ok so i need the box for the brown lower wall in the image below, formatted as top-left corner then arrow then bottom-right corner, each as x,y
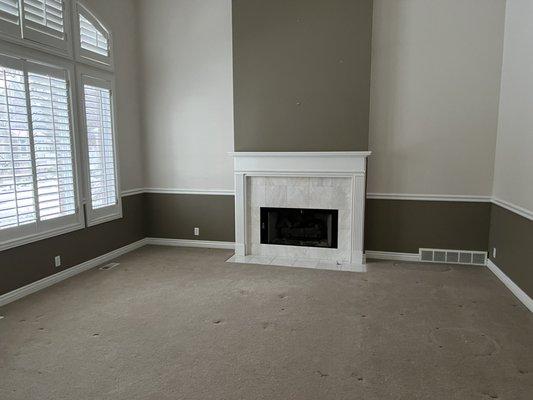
488,204 -> 533,298
0,194 -> 145,296
145,193 -> 235,242
365,199 -> 491,253
144,195 -> 491,254
5,194 -> 529,300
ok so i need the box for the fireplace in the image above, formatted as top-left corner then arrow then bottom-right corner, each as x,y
230,151 -> 370,268
260,207 -> 338,248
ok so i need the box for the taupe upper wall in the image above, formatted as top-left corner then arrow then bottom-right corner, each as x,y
232,0 -> 373,152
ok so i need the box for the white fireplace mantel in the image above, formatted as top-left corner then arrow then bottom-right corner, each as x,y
230,151 -> 371,267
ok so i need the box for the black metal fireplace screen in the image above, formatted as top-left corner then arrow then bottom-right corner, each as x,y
260,207 -> 338,248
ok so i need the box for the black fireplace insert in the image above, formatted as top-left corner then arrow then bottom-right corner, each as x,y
260,207 -> 338,248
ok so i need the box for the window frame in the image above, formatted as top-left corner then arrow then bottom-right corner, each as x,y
0,0 -> 73,58
72,1 -> 113,70
0,42 -> 85,251
77,64 -> 121,226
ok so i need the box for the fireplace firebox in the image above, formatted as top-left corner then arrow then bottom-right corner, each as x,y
260,207 -> 338,248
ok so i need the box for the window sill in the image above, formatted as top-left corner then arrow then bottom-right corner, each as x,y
85,211 -> 123,228
0,221 -> 86,252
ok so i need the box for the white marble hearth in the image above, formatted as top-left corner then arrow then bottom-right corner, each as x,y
229,152 -> 371,272
226,254 -> 367,273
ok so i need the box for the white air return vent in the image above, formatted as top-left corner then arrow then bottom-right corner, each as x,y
419,249 -> 486,266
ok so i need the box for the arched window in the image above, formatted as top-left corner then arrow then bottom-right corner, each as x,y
74,1 -> 113,68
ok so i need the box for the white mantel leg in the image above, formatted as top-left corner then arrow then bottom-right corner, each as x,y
351,174 -> 366,265
234,173 -> 246,256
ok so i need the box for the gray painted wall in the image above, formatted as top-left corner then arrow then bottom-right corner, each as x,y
232,0 -> 373,151
368,0 -> 505,197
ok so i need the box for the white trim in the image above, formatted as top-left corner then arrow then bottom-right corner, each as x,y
116,190 -> 533,222
0,238 -> 147,307
144,188 -> 235,196
365,251 -> 420,262
365,193 -> 533,220
486,259 -> 533,313
492,197 -> 533,221
366,193 -> 492,202
145,238 -> 235,250
121,188 -> 144,197
229,151 -> 372,158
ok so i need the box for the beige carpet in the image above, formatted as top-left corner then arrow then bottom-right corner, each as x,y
0,246 -> 532,400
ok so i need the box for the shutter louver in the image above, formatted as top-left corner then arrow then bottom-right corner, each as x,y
83,84 -> 116,209
23,0 -> 64,37
0,65 -> 36,230
28,71 -> 75,221
0,0 -> 19,25
79,13 -> 108,57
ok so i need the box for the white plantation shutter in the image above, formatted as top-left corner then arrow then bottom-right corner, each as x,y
28,69 -> 75,221
0,0 -> 19,24
0,0 -> 20,36
0,55 -> 83,250
83,83 -> 117,211
79,13 -> 108,57
0,0 -> 69,51
23,0 -> 64,38
0,64 -> 36,230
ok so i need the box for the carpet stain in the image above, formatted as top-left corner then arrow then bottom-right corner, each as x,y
213,320 -> 222,325
315,370 -> 328,377
350,372 -> 364,381
429,328 -> 500,356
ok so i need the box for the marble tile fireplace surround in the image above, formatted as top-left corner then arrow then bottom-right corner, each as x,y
228,152 -> 371,272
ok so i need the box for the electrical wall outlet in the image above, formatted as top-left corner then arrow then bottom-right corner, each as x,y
492,248 -> 497,258
54,255 -> 61,268
194,227 -> 200,236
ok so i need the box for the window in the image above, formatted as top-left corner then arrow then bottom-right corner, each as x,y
0,1 -> 119,250
0,0 -> 70,53
74,2 -> 112,68
79,13 -> 107,57
0,54 -> 83,250
78,69 -> 120,225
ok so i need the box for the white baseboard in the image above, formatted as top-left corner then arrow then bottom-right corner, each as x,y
145,238 -> 235,250
486,259 -> 533,313
365,251 -> 420,262
0,238 -> 148,308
